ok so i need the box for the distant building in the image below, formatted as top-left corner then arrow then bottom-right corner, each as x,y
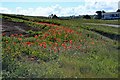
102,12 -> 120,20
95,9 -> 120,20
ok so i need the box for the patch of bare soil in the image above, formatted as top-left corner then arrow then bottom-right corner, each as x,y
2,20 -> 41,36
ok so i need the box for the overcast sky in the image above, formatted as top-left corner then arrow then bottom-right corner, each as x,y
0,0 -> 120,17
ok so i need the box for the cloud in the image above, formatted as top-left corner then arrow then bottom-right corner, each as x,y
83,0 -> 119,14
119,1 -> 120,9
1,0 -> 119,2
0,1 -> 119,16
1,0 -> 85,2
85,0 -> 119,2
0,7 -> 12,14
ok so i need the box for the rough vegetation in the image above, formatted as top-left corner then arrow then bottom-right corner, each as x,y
1,14 -> 119,79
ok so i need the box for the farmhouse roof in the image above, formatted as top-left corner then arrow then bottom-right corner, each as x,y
102,12 -> 120,14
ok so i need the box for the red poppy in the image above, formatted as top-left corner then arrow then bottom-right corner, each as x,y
57,38 -> 61,42
62,43 -> 65,46
43,45 -> 46,48
58,32 -> 61,35
19,34 -> 23,36
39,43 -> 43,47
63,46 -> 67,49
26,42 -> 31,46
38,34 -> 41,36
76,32 -> 79,34
13,42 -> 16,45
68,46 -> 72,49
42,42 -> 46,45
10,34 -> 14,37
55,42 -> 58,47
77,46 -> 81,49
91,42 -> 95,45
34,35 -> 38,38
54,49 -> 57,53
80,44 -> 82,47
44,33 -> 49,38
58,48 -> 60,51
14,34 -> 18,36
69,40 -> 72,44
18,38 -> 22,41
62,43 -> 67,49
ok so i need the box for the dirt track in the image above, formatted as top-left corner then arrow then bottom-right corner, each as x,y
83,23 -> 120,28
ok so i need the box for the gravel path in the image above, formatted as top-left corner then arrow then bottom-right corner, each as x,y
83,23 -> 120,28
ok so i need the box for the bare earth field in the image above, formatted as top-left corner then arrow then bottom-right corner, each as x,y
2,20 -> 42,36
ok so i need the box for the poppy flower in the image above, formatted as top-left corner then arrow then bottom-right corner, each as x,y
13,42 -> 16,45
56,38 -> 61,42
62,43 -> 65,47
42,42 -> 46,45
39,43 -> 43,47
69,40 -> 72,44
58,32 -> 61,35
43,45 -> 46,48
44,33 -> 49,38
18,38 -> 22,41
19,34 -> 23,36
34,35 -> 38,38
26,42 -> 31,46
54,49 -> 57,53
62,43 -> 67,49
77,46 -> 81,49
68,46 -> 72,49
91,42 -> 95,45
55,42 -> 58,47
10,34 -> 14,37
58,48 -> 60,51
14,34 -> 18,36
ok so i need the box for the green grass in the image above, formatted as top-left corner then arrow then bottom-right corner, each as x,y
1,14 -> 119,78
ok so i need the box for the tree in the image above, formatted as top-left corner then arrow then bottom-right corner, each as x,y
95,11 -> 102,19
83,15 -> 91,19
102,10 -> 105,13
52,14 -> 58,19
48,14 -> 58,19
117,9 -> 120,12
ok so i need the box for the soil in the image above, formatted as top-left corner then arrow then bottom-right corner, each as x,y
2,19 -> 41,36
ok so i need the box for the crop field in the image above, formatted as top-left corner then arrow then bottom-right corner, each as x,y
0,14 -> 119,78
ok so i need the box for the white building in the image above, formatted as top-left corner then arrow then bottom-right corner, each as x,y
48,14 -> 54,19
102,12 -> 120,20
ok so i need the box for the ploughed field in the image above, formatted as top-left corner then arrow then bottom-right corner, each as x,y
1,14 -> 119,78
